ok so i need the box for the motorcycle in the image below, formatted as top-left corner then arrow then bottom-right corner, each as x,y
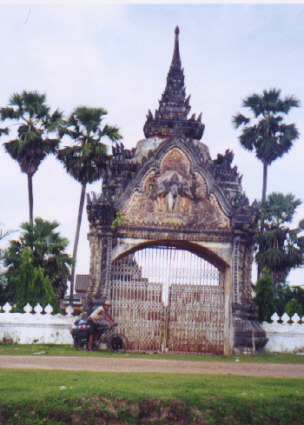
71,320 -> 128,353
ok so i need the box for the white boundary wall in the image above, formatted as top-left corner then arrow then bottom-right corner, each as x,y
0,302 -> 76,345
263,312 -> 304,353
1,304 -> 304,352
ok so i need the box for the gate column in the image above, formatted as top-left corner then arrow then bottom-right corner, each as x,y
223,265 -> 233,355
85,200 -> 115,310
232,235 -> 268,353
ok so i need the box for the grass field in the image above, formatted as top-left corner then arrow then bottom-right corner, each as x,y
1,345 -> 304,424
0,369 -> 304,425
1,343 -> 304,364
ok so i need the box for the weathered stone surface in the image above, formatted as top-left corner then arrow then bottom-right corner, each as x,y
143,26 -> 205,140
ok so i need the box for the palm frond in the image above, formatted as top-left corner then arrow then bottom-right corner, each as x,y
4,139 -> 22,160
1,90 -> 63,178
58,105 -> 122,185
43,138 -> 60,153
242,89 -> 299,118
100,124 -> 122,141
44,108 -> 64,133
239,125 -> 257,151
235,88 -> 299,171
0,127 -> 9,137
280,95 -> 300,113
232,113 -> 250,128
0,107 -> 21,121
71,106 -> 107,135
20,91 -> 47,114
260,192 -> 301,225
243,93 -> 264,117
9,93 -> 24,108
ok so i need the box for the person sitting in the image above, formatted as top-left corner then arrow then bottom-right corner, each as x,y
87,300 -> 116,350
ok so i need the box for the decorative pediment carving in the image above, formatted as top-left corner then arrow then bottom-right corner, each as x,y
121,147 -> 230,230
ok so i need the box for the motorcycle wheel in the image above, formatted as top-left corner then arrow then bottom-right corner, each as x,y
107,333 -> 128,353
73,338 -> 87,350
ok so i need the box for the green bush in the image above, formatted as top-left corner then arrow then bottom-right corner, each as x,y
16,248 -> 59,312
254,268 -> 275,322
285,298 -> 302,319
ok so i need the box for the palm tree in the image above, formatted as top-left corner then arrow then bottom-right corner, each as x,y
4,218 -> 73,302
255,192 -> 304,286
0,91 -> 63,224
232,88 -> 299,203
57,106 -> 122,305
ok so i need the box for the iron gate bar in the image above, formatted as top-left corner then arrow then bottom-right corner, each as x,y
111,246 -> 224,353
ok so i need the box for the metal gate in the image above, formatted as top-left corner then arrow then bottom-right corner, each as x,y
110,246 -> 224,353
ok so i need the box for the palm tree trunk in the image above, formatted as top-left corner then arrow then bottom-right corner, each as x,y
262,161 -> 268,204
28,174 -> 34,225
258,162 -> 268,278
69,182 -> 86,306
260,161 -> 268,233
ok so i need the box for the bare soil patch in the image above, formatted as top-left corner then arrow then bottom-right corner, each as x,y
1,355 -> 304,378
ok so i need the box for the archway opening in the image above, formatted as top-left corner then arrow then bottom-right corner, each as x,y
110,245 -> 225,353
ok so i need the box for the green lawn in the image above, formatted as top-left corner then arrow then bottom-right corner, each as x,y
1,344 -> 304,424
1,343 -> 304,364
0,369 -> 303,424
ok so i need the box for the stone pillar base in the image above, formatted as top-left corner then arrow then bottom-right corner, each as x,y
233,303 -> 268,354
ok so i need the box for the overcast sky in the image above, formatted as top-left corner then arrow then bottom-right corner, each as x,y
0,2 -> 303,288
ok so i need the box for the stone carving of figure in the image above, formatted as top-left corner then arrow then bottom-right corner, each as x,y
152,172 -> 194,213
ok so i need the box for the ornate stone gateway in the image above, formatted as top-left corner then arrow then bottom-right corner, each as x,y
85,27 -> 267,354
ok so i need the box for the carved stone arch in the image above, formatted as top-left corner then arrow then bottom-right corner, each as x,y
112,239 -> 228,273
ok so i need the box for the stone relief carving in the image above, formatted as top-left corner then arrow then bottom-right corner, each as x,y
121,147 -> 230,229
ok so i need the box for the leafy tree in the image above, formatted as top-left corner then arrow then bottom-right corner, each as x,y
0,226 -> 10,306
284,298 -> 302,319
272,284 -> 304,317
16,248 -> 59,312
254,267 -> 275,322
0,91 -> 63,224
255,192 -> 304,286
290,285 -> 304,313
4,218 -> 72,303
57,106 -> 122,305
273,284 -> 293,317
0,277 -> 7,307
233,89 -> 299,203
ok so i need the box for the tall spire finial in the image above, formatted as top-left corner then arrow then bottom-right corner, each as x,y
172,26 -> 181,66
143,26 -> 205,140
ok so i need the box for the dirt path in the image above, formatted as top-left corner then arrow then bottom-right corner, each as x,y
0,355 -> 304,378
